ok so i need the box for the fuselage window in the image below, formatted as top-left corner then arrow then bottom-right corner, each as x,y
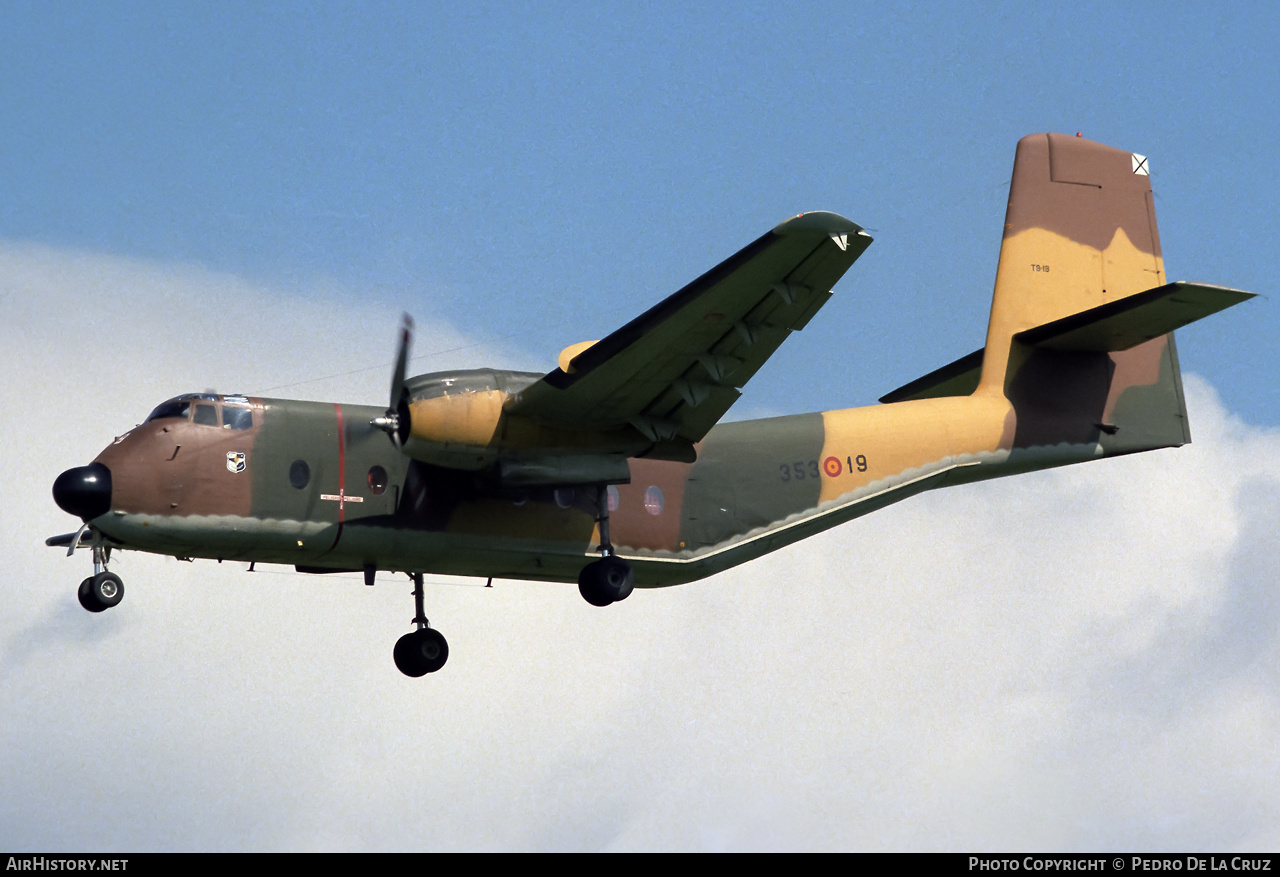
223,406 -> 253,430
289,460 -> 311,490
193,404 -> 218,426
367,465 -> 388,495
644,485 -> 664,516
554,487 -> 576,509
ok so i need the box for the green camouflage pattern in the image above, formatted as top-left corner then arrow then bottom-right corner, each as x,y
58,135 -> 1254,593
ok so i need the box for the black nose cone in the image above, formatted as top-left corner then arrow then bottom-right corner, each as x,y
53,462 -> 113,521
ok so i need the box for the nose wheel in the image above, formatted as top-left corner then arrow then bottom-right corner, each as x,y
78,571 -> 124,613
75,539 -> 124,613
393,572 -> 449,676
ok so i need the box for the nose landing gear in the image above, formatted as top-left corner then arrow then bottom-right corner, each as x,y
393,572 -> 449,677
76,539 -> 124,613
78,571 -> 124,613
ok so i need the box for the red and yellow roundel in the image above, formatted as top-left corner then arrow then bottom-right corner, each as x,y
822,456 -> 842,477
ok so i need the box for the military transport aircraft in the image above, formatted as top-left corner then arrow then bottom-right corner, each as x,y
50,134 -> 1254,677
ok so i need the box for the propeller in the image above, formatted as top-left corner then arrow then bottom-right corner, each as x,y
372,313 -> 413,441
391,313 -> 413,410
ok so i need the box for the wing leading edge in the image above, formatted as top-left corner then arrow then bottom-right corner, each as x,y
507,212 -> 871,460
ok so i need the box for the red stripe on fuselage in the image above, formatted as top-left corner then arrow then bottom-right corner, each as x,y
325,403 -> 347,554
334,403 -> 347,524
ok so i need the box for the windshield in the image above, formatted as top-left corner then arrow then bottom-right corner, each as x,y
145,398 -> 193,422
145,393 -> 233,424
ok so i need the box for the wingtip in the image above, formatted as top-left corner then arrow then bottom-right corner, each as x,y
773,211 -> 866,239
1169,280 -> 1258,301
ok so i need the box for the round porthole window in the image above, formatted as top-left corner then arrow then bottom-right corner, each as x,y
554,487 -> 576,509
289,460 -> 310,490
367,465 -> 388,495
643,485 -> 664,515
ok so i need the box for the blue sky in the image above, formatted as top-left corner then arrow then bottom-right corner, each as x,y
4,2 -> 1279,852
3,2 -> 1274,419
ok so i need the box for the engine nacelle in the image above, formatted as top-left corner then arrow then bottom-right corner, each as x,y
391,365 -> 655,479
396,370 -> 516,470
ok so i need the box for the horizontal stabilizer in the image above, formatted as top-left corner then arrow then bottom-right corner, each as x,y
1015,281 -> 1255,352
880,282 -> 1255,404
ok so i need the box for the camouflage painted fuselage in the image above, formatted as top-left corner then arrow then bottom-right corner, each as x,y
87,344 -> 1183,589
74,133 -> 1247,590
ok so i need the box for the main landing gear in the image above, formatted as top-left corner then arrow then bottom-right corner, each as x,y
77,539 -> 124,613
578,485 -> 634,607
393,572 -> 448,677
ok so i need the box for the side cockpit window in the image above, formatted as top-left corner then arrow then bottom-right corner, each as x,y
223,406 -> 253,430
193,403 -> 218,426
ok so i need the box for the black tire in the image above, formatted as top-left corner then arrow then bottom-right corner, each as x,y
91,572 -> 124,609
78,577 -> 106,613
394,632 -> 429,677
577,556 -> 634,606
578,562 -> 614,606
393,628 -> 449,677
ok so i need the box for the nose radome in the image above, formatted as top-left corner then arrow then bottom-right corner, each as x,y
53,462 -> 113,521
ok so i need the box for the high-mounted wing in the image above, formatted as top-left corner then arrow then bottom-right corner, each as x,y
507,212 -> 870,460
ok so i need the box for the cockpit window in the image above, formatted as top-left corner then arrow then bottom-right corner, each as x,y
146,393 -> 254,425
223,406 -> 253,430
146,399 -> 192,422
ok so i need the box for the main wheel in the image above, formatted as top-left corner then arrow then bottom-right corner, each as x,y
393,628 -> 449,677
578,556 -> 634,607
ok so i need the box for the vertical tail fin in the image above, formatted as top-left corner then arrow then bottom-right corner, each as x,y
979,133 -> 1166,392
978,133 -> 1190,453
880,134 -> 1252,454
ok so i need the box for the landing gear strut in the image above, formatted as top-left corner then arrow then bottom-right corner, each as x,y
578,485 -> 634,607
393,572 -> 448,677
77,539 -> 124,613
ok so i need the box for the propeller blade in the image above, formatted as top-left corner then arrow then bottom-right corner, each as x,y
390,313 -> 413,411
373,314 -> 415,439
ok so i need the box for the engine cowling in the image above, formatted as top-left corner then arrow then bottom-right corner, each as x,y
390,364 -> 651,481
396,371 -> 513,470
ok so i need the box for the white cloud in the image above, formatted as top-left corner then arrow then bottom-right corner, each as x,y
2,245 -> 1277,851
